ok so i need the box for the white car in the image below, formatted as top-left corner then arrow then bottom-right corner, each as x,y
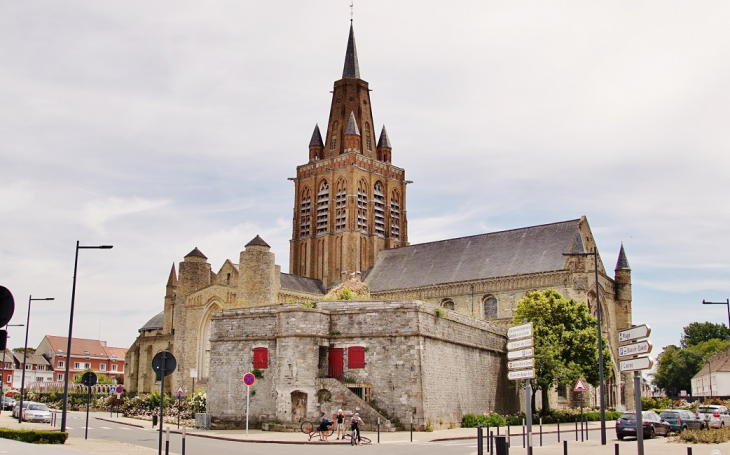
22,402 -> 51,423
696,405 -> 730,429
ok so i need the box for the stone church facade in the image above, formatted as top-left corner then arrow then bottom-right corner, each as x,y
125,23 -> 634,429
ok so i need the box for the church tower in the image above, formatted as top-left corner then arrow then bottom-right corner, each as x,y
290,23 -> 409,286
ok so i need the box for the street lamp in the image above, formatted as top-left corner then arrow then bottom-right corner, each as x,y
0,324 -> 24,416
563,247 -> 607,445
701,299 -> 730,334
18,296 -> 54,423
60,241 -> 112,433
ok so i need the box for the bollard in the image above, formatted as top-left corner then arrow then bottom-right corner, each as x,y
165,427 -> 170,455
377,417 -> 380,444
557,419 -> 560,442
487,425 -> 490,452
564,440 -> 568,455
410,417 -> 413,442
494,435 -> 509,455
507,424 -> 510,446
615,442 -> 619,455
580,418 -> 584,442
497,425 -> 500,436
687,448 -> 692,455
575,421 -> 578,441
585,419 -> 589,440
539,417 -> 543,446
478,426 -> 484,455
182,425 -> 186,455
522,418 -> 525,448
490,431 -> 494,454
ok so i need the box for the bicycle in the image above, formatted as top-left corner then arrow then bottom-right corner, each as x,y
301,420 -> 335,441
344,427 -> 371,445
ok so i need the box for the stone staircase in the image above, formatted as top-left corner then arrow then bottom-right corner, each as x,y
315,377 -> 394,431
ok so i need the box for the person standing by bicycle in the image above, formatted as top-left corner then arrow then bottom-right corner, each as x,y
319,415 -> 333,441
350,413 -> 364,445
335,409 -> 346,440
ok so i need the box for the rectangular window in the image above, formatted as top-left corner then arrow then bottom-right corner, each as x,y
58,361 -> 65,368
348,346 -> 365,369
38,377 -> 44,382
74,362 -> 80,369
253,347 -> 268,369
37,365 -> 45,371
99,364 -> 107,371
25,364 -> 31,370
73,374 -> 79,380
57,374 -> 63,381
111,364 -> 118,372
6,375 -> 11,383
84,363 -> 91,369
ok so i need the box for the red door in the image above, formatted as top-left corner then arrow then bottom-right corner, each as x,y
328,348 -> 343,380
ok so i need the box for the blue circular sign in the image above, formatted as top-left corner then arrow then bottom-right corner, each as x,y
243,372 -> 255,386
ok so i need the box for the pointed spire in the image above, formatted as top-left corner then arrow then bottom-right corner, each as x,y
342,22 -> 360,79
166,263 -> 177,287
615,243 -> 631,271
345,111 -> 360,135
309,124 -> 324,147
377,125 -> 391,148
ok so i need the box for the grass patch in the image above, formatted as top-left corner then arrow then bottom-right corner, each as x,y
0,428 -> 68,444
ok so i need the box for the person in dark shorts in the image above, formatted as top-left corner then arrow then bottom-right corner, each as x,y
350,413 -> 364,445
335,409 -> 345,440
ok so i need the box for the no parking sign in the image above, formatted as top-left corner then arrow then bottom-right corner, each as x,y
243,372 -> 255,386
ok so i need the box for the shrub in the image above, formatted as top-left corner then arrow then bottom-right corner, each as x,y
669,426 -> 730,444
0,428 -> 68,444
462,413 -> 507,428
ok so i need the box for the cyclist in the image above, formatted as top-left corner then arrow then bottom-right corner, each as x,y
350,413 -> 364,445
319,416 -> 333,441
335,409 -> 346,440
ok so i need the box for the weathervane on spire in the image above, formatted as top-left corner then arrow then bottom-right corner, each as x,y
350,1 -> 354,22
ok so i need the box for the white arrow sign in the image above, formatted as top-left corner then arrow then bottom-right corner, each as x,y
507,338 -> 534,350
618,340 -> 653,358
508,358 -> 534,370
508,369 -> 535,380
507,322 -> 533,340
507,348 -> 534,360
618,324 -> 651,343
619,356 -> 654,372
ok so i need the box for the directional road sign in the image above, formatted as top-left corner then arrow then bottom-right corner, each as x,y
508,369 -> 535,380
508,358 -> 534,370
618,324 -> 651,343
507,322 -> 533,341
619,356 -> 654,372
507,338 -> 534,350
507,348 -> 534,360
574,378 -> 588,392
618,340 -> 653,358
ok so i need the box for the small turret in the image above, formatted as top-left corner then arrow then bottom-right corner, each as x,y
163,263 -> 178,334
309,124 -> 324,161
343,111 -> 361,152
178,247 -> 212,297
239,236 -> 280,306
376,125 -> 392,163
614,243 -> 632,329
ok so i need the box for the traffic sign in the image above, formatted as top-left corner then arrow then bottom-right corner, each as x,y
116,385 -> 123,394
0,286 -> 15,327
152,351 -> 177,377
619,356 -> 654,372
507,348 -> 534,360
507,322 -> 533,340
175,385 -> 185,396
618,324 -> 651,343
618,340 -> 653,358
243,372 -> 255,386
81,371 -> 98,387
109,385 -> 115,393
574,378 -> 588,392
508,358 -> 534,370
508,369 -> 535,380
507,338 -> 533,350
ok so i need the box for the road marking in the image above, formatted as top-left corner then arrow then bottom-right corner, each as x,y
100,426 -> 112,429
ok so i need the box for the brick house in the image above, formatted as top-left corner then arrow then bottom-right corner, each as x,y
36,336 -> 127,384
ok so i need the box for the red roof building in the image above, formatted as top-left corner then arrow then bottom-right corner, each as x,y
36,336 -> 127,383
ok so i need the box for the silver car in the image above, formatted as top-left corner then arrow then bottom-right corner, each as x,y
22,402 -> 51,423
696,405 -> 730,429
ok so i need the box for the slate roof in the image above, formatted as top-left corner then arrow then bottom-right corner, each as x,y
280,273 -> 326,295
365,219 -> 583,292
345,111 -> 360,136
140,312 -> 164,331
185,247 -> 207,259
246,235 -> 270,248
342,23 -> 360,79
377,125 -> 391,148
615,243 -> 631,271
309,124 -> 324,147
14,352 -> 50,367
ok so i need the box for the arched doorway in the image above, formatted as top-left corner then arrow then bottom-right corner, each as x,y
291,391 -> 308,422
197,301 -> 222,380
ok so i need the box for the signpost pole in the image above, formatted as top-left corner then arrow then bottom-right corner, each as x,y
158,353 -> 166,455
246,384 -> 250,437
634,371 -> 644,455
526,380 -> 532,454
85,384 -> 91,440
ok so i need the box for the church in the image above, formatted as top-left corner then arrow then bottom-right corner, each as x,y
125,22 -> 634,430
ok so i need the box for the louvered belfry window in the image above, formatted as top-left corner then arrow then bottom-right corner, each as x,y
300,188 -> 311,238
335,181 -> 347,232
374,181 -> 385,238
357,180 -> 368,233
317,181 -> 329,235
390,189 -> 400,241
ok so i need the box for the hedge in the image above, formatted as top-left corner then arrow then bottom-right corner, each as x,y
462,410 -> 623,428
0,428 -> 68,444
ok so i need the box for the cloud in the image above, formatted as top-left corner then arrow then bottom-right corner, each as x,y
81,197 -> 170,234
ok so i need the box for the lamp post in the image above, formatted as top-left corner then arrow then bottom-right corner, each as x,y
0,324 -> 24,416
701,299 -> 730,334
18,296 -> 54,423
60,241 -> 112,433
563,247 -> 607,445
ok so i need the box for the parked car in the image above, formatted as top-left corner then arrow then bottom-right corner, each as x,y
696,405 -> 730,429
660,410 -> 706,432
616,410 -> 671,440
22,402 -> 51,423
1,396 -> 16,411
12,400 -> 29,419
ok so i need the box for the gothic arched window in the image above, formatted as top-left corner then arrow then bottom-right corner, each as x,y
390,189 -> 400,241
300,187 -> 311,238
335,179 -> 347,232
357,180 -> 368,233
483,295 -> 498,319
316,181 -> 329,235
373,181 -> 385,238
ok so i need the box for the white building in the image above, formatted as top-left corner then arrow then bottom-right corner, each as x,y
692,348 -> 730,397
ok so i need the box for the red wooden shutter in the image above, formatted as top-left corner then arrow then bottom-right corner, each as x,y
348,346 -> 365,369
253,347 -> 268,369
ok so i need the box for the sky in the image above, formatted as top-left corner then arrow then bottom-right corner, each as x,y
1,1 -> 729,366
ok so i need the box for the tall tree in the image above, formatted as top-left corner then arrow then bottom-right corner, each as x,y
680,322 -> 730,348
513,289 -> 612,415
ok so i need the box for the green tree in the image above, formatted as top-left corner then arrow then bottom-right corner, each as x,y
72,368 -> 113,385
12,347 -> 36,354
680,322 -> 730,348
653,339 -> 729,394
513,289 -> 612,416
